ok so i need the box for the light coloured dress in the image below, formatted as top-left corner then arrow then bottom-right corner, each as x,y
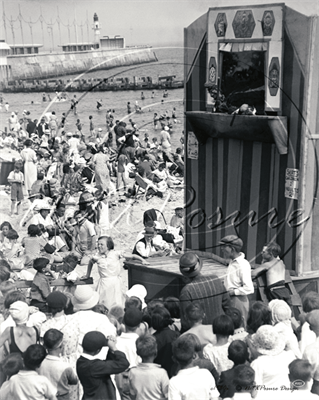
95,250 -> 125,309
92,152 -> 110,192
20,147 -> 37,192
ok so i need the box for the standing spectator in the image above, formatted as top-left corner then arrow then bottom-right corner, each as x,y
220,235 -> 254,326
20,139 -> 37,197
203,315 -> 234,375
70,95 -> 77,115
169,335 -> 219,400
287,359 -> 319,399
178,252 -> 231,331
49,112 -> 58,138
7,161 -> 24,216
89,115 -> 95,138
77,331 -> 129,400
6,344 -> 57,400
39,328 -> 78,400
303,310 -> 319,395
129,335 -> 169,400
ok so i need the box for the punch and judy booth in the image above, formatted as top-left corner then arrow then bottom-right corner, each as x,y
184,3 -> 319,293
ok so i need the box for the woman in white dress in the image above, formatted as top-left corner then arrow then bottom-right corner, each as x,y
20,139 -> 37,196
83,236 -> 147,310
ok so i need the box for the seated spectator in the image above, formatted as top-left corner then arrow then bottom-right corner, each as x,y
169,334 -> 219,400
21,224 -> 46,269
225,307 -> 248,342
287,359 -> 318,399
39,328 -> 78,399
170,207 -> 184,233
181,302 -> 216,347
77,331 -> 129,400
6,344 -> 56,400
217,340 -> 250,399
30,258 -> 55,312
129,335 -> 169,400
203,315 -> 234,374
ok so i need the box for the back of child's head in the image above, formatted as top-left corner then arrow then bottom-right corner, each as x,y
0,280 -> 17,298
92,304 -> 109,316
228,340 -> 249,365
213,314 -> 234,336
184,333 -> 202,353
125,296 -> 142,311
302,291 -> 319,313
6,229 -> 19,241
147,299 -> 165,315
123,308 -> 143,330
109,305 -> 125,324
43,328 -> 63,350
164,296 -> 180,319
185,301 -> 205,324
289,359 -> 313,386
247,301 -> 271,334
232,365 -> 255,392
172,334 -> 196,367
136,334 -> 157,360
23,344 -> 47,370
2,353 -> 24,379
225,307 -> 243,330
27,224 -> 41,237
151,306 -> 173,331
4,290 -> 26,310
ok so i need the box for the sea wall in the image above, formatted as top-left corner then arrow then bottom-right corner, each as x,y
6,47 -> 158,81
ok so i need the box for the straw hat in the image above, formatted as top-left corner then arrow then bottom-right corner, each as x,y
72,286 -> 99,311
269,300 -> 291,324
252,325 -> 285,356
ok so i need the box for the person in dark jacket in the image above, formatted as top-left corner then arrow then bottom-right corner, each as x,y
179,252 -> 231,331
76,331 -> 129,400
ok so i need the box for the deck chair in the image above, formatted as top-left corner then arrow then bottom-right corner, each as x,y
256,269 -> 302,317
134,173 -> 155,201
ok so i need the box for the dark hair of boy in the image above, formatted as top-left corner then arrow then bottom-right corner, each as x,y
109,305 -> 125,323
228,340 -> 249,365
0,266 -> 10,283
23,344 -> 47,370
6,229 -> 19,240
164,297 -> 180,319
289,359 -> 313,387
43,329 -> 63,350
213,315 -> 234,336
136,334 -> 157,360
91,304 -> 109,316
225,307 -> 242,330
232,365 -> 255,392
4,291 -> 26,309
27,224 -> 41,237
33,257 -> 50,272
172,335 -> 196,368
125,296 -> 142,311
185,302 -> 205,323
151,306 -> 173,331
302,291 -> 319,313
2,353 -> 24,379
265,242 -> 281,258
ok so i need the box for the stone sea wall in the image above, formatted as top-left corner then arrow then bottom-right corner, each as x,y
7,47 -> 158,81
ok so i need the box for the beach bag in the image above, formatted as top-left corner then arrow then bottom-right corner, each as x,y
44,243 -> 56,254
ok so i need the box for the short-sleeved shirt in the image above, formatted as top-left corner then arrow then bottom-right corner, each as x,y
8,370 -> 56,400
7,170 -> 24,184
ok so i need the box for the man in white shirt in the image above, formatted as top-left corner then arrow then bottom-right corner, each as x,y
220,235 -> 254,326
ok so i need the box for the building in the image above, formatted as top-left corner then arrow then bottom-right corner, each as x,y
9,44 -> 43,55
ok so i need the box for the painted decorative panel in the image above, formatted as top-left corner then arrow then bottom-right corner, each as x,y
232,10 -> 255,38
